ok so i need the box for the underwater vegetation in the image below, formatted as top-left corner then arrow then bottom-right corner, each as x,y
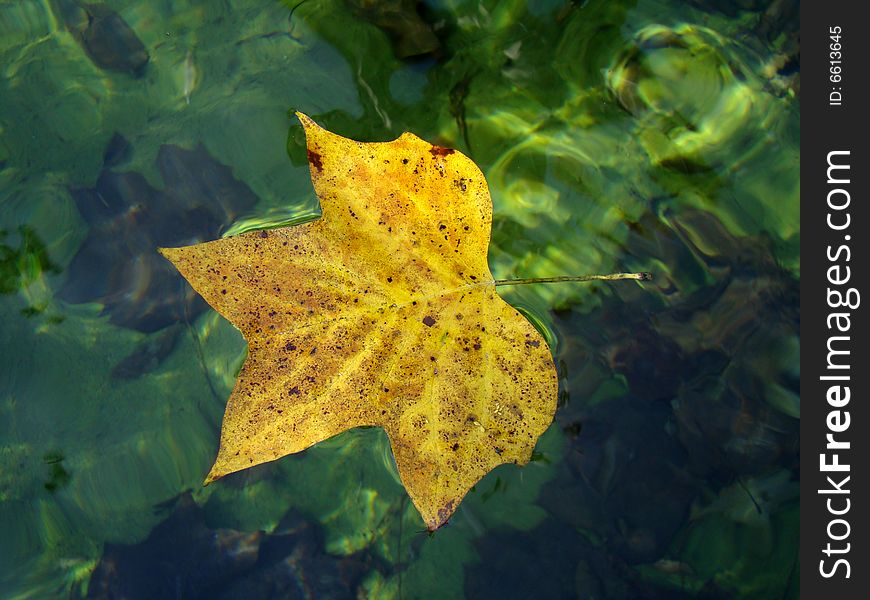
0,0 -> 798,598
0,226 -> 62,320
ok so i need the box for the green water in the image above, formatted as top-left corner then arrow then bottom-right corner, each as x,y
0,0 -> 799,598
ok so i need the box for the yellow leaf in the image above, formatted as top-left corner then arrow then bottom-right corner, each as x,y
160,113 -> 558,530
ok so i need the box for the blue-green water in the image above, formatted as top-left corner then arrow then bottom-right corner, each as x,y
1,0 -> 798,598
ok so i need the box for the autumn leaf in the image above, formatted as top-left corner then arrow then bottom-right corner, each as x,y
160,113 -> 558,530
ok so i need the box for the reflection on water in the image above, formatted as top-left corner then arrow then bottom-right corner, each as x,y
0,0 -> 798,598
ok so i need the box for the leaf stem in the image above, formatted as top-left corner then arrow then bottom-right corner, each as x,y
494,272 -> 652,287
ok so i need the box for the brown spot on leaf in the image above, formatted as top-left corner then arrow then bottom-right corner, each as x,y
525,339 -> 541,347
422,315 -> 436,327
429,146 -> 455,158
307,149 -> 323,171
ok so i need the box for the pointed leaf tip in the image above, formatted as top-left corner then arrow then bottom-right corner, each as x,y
295,111 -> 317,129
157,246 -> 186,267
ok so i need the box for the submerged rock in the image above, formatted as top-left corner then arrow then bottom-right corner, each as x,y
102,132 -> 132,168
62,2 -> 150,76
87,494 -> 372,599
110,324 -> 182,380
59,140 -> 259,334
548,396 -> 698,566
87,494 -> 263,599
344,0 -> 440,59
516,207 -> 799,593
